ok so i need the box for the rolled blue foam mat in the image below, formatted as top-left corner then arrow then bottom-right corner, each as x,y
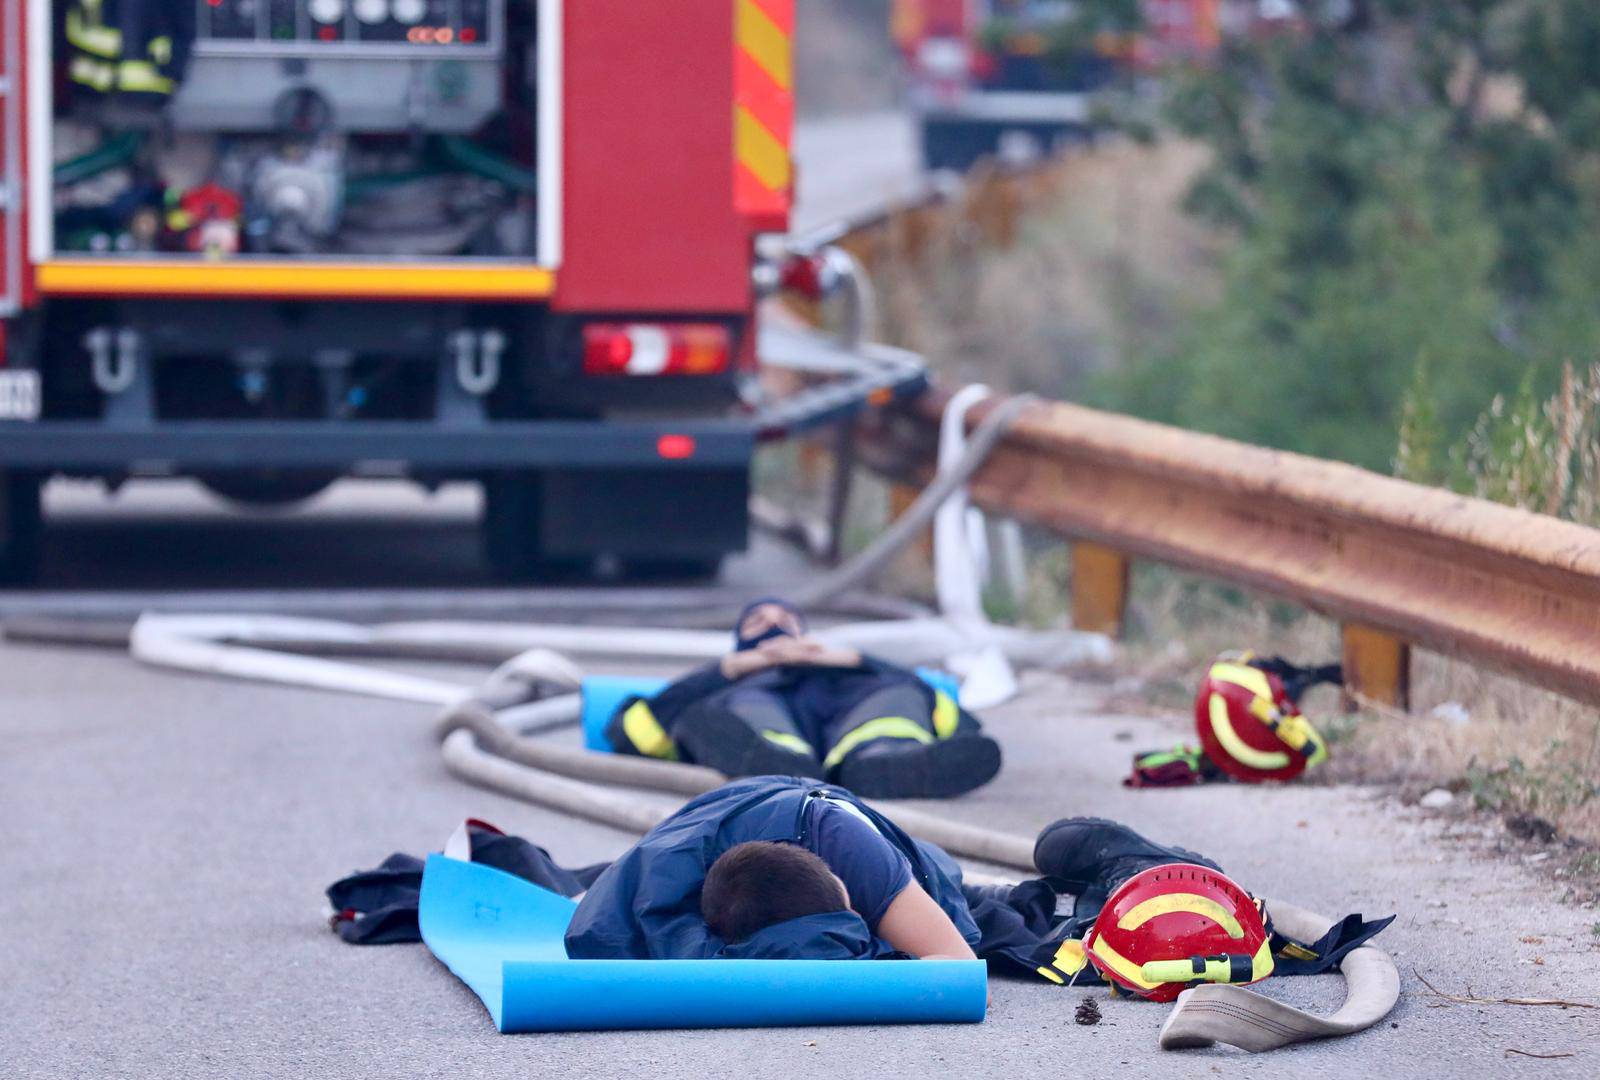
579,675 -> 670,751
418,854 -> 988,1033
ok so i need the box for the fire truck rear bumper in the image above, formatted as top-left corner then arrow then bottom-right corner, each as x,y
0,420 -> 754,474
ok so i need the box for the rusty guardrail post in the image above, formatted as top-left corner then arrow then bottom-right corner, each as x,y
1341,624 -> 1412,711
1070,541 -> 1131,637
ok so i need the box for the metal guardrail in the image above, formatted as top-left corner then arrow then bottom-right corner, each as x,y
796,158 -> 1600,710
854,384 -> 1600,709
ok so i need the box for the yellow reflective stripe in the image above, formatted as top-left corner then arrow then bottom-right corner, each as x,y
117,60 -> 174,95
1278,940 -> 1318,962
67,9 -> 122,59
1139,938 -> 1274,985
760,730 -> 812,756
1034,965 -> 1066,985
620,700 -> 678,761
734,104 -> 791,191
1089,934 -> 1161,991
1052,937 -> 1089,975
822,715 -> 933,769
932,689 -> 960,739
1209,694 -> 1290,770
1117,892 -> 1246,940
735,0 -> 792,90
148,36 -> 172,66
69,56 -> 116,92
1210,661 -> 1274,700
1252,936 -> 1276,981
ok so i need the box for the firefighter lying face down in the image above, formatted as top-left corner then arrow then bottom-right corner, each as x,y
331,777 -> 1392,999
603,599 -> 1003,799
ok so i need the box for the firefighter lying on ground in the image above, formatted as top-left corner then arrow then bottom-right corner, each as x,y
560,777 -> 1390,993
329,776 -> 1392,998
603,598 -> 1003,799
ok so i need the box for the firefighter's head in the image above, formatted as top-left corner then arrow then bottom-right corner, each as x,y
701,841 -> 849,943
734,598 -> 806,651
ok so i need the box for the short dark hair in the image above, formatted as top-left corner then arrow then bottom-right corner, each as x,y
701,841 -> 847,943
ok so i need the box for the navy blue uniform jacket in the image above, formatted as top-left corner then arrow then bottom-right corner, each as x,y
564,776 -> 983,961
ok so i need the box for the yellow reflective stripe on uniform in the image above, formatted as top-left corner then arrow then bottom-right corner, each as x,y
67,6 -> 123,59
148,36 -> 173,66
1088,934 -> 1161,991
1116,892 -> 1246,940
1209,693 -> 1290,770
1210,661 -> 1274,700
69,55 -> 116,92
761,729 -> 812,756
117,60 -> 174,95
620,700 -> 678,761
1277,939 -> 1318,962
931,689 -> 960,739
1034,965 -> 1066,985
822,715 -> 934,770
1052,937 -> 1089,975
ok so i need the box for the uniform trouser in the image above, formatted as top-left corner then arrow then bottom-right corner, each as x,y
676,679 -> 973,772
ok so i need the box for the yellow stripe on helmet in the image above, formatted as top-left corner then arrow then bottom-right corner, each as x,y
1210,661 -> 1274,700
1116,892 -> 1246,940
1209,693 -> 1291,771
1089,933 -> 1162,991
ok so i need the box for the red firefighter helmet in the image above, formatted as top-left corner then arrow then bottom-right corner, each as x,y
1085,863 -> 1273,1002
1194,652 -> 1328,783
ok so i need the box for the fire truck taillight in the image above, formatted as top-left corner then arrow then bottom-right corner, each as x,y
581,324 -> 731,376
656,434 -> 697,460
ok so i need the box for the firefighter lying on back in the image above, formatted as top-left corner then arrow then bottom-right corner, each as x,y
603,598 -> 1003,799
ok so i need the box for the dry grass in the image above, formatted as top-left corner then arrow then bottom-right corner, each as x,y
871,138 -> 1220,397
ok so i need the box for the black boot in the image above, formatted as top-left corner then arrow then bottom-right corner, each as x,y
1032,817 -> 1222,899
673,709 -> 825,780
833,734 -> 1002,799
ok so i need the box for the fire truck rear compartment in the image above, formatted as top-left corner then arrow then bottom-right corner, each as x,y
51,0 -> 539,263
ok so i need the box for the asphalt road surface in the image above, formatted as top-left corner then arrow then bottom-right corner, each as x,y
6,644 -> 1597,1078
1,479 -> 817,616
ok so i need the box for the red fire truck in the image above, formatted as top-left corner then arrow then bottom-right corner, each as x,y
0,0 -> 915,583
891,0 -> 1231,171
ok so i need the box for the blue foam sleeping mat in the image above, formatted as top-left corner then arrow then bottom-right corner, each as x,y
418,854 -> 988,1033
579,669 -> 965,752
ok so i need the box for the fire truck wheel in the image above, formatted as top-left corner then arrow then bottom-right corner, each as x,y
199,472 -> 339,507
0,472 -> 43,586
481,473 -> 589,582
